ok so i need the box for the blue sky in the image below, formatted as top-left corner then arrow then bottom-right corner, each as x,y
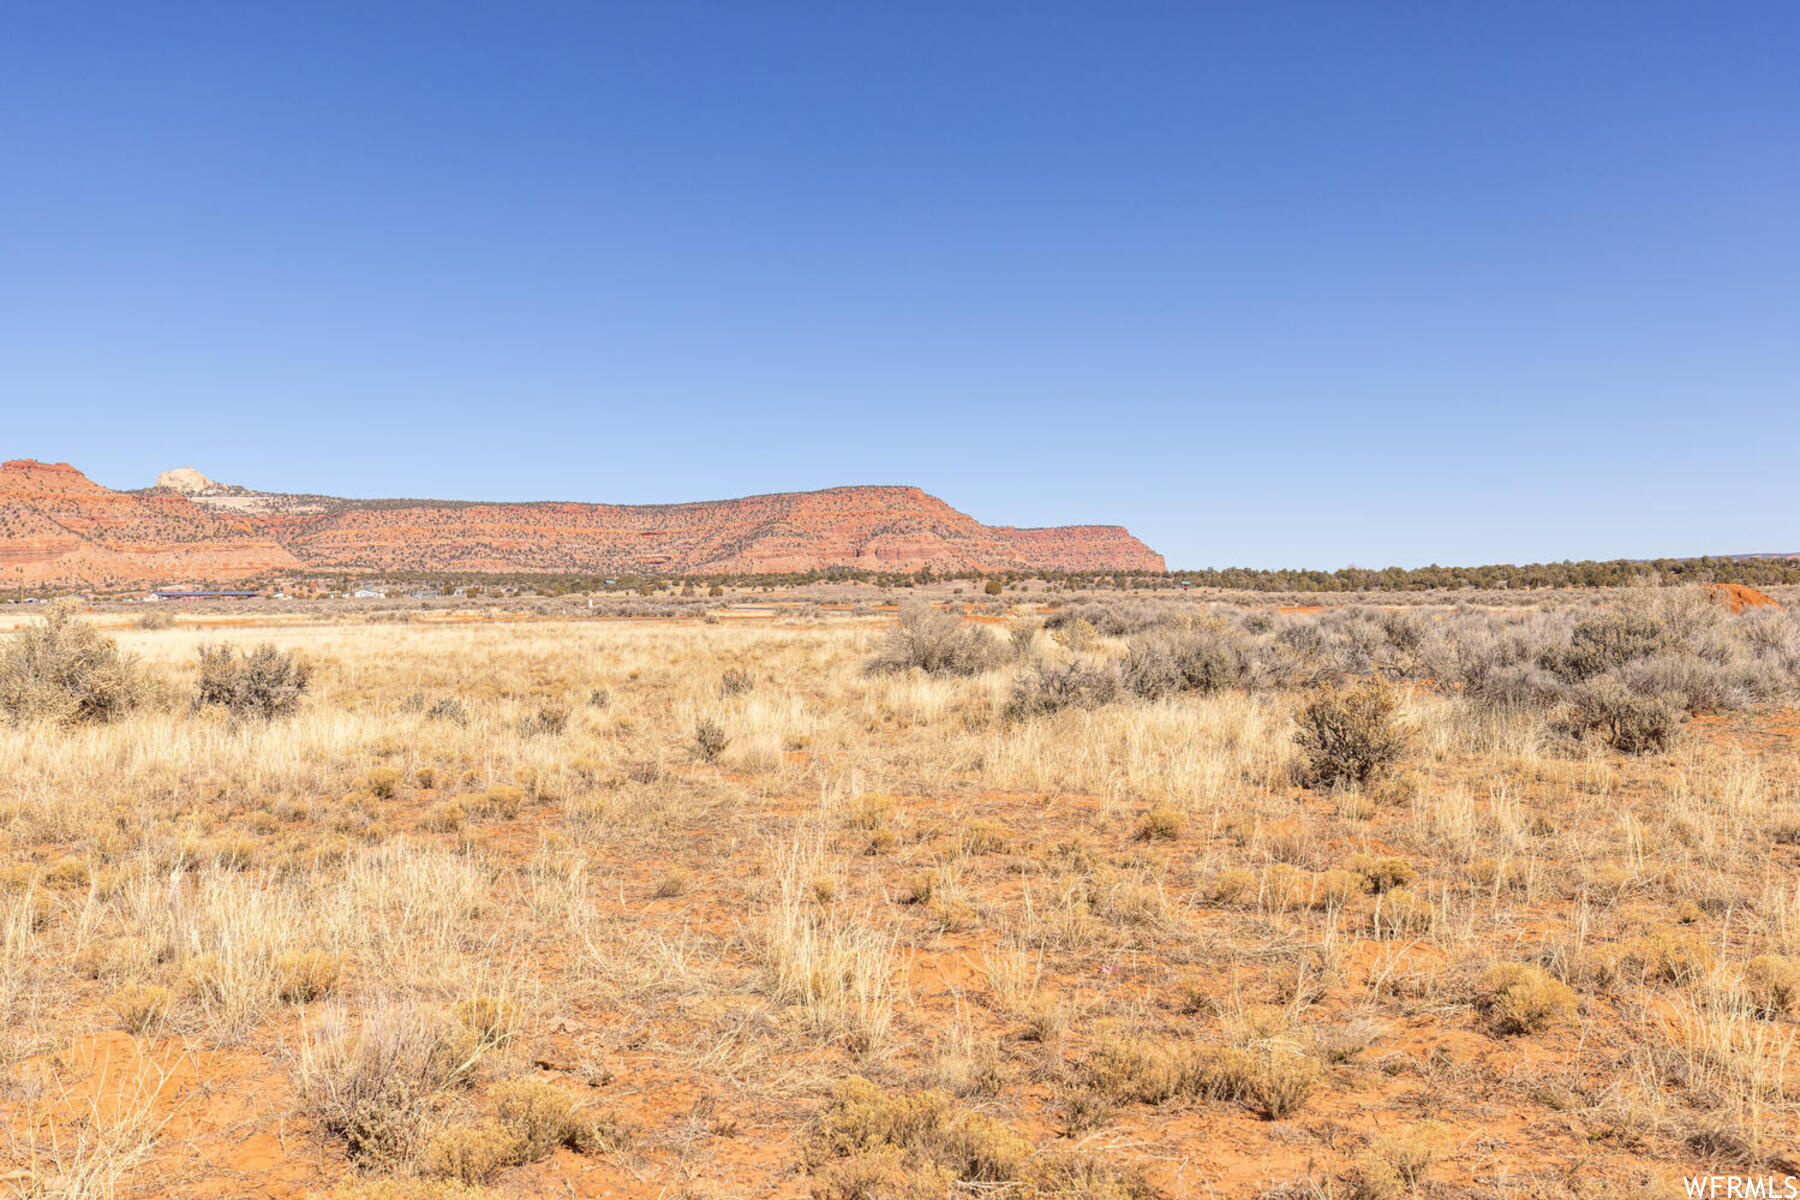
3,2 -> 1796,569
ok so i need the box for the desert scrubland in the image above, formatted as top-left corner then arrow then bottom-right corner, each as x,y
2,587 -> 1799,1199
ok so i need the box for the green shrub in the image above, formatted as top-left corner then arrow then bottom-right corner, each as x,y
195,642 -> 311,718
0,599 -> 145,724
1293,680 -> 1410,787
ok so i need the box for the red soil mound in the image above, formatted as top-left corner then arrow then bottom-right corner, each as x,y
1704,582 -> 1781,614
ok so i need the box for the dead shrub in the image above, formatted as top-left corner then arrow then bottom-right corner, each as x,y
277,950 -> 345,1003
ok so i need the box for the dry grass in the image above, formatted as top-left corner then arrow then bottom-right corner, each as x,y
0,595 -> 1796,1197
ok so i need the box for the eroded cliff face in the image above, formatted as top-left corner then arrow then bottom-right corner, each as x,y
0,461 -> 300,586
0,461 -> 1165,585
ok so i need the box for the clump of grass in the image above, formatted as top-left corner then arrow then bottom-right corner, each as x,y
720,668 -> 755,696
107,983 -> 173,1034
1474,962 -> 1576,1034
365,766 -> 403,799
294,1000 -> 493,1172
195,642 -> 311,718
422,801 -> 465,832
424,1079 -> 623,1184
804,1076 -> 1030,1198
0,598 -> 145,724
1741,955 -> 1800,1018
1133,807 -> 1185,842
1294,679 -> 1410,788
277,950 -> 344,1003
1370,888 -> 1434,938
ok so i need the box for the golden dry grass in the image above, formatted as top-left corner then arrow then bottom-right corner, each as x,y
0,609 -> 1796,1197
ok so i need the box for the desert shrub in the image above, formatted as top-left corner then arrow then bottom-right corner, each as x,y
1240,1045 -> 1318,1119
365,767 -> 403,799
983,579 -> 1003,596
1355,1127 -> 1442,1200
1312,868 -> 1368,909
804,1076 -> 1030,1195
1003,660 -> 1118,721
1561,677 -> 1682,754
1741,955 -> 1800,1018
867,601 -> 1006,676
1293,680 -> 1410,787
474,784 -> 524,819
1474,963 -> 1576,1034
519,705 -> 568,736
1348,854 -> 1417,894
720,668 -> 754,696
1540,610 -> 1672,682
1212,868 -> 1256,905
295,1001 -> 490,1172
0,598 -> 145,724
1008,623 -> 1038,660
195,642 -> 311,718
1120,627 -> 1244,700
425,696 -> 469,724
1076,1033 -> 1314,1119
1618,652 -> 1739,714
1370,888 -> 1433,938
489,1078 -> 596,1159
694,717 -> 730,762
133,610 -> 176,630
1630,924 -> 1713,985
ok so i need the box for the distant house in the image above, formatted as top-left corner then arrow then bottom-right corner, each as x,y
352,588 -> 387,599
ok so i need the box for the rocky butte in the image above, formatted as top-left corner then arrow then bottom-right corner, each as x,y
0,459 -> 1166,587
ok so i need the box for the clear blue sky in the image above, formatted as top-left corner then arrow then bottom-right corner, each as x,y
3,3 -> 1796,569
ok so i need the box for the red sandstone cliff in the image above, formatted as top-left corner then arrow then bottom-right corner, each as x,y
0,460 -> 1165,586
